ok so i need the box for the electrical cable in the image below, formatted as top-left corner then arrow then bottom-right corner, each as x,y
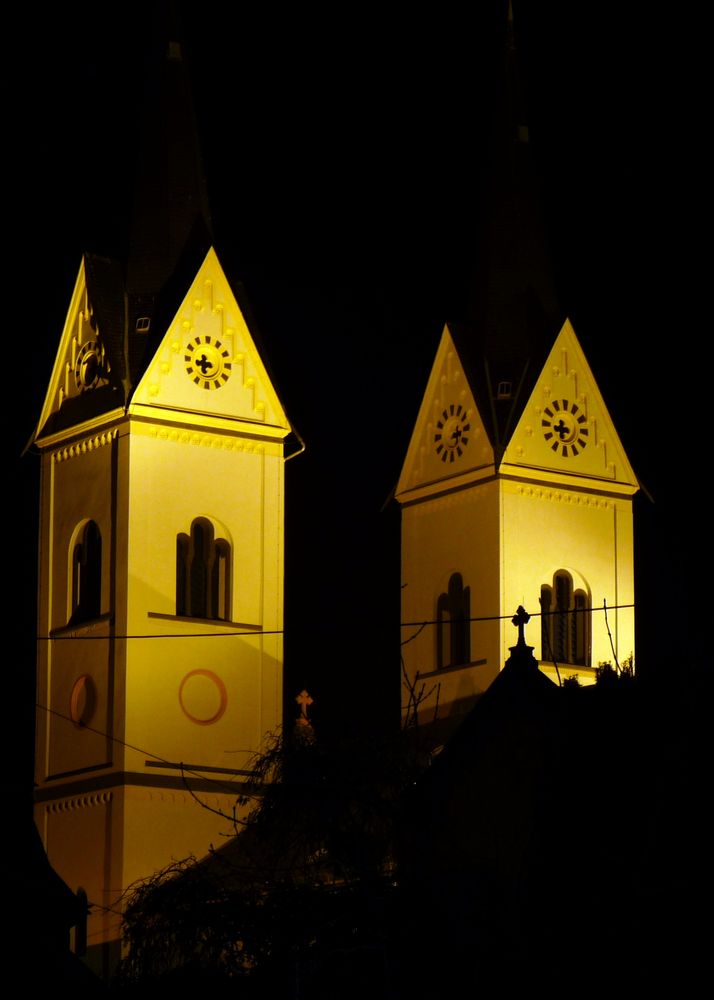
35,602 -> 636,641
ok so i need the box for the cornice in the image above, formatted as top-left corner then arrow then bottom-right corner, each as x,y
51,430 -> 119,464
128,403 -> 289,441
132,415 -> 284,456
35,769 -> 255,802
42,790 -> 113,812
398,466 -> 637,508
35,409 -> 126,454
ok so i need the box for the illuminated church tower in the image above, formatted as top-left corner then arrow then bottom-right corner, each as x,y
396,9 -> 639,726
30,39 -> 292,970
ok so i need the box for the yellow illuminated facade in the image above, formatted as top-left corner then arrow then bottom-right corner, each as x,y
397,319 -> 638,725
32,248 -> 292,970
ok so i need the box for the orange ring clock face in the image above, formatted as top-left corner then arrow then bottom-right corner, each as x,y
70,674 -> 97,727
178,669 -> 228,726
541,400 -> 589,457
184,336 -> 232,389
434,404 -> 470,463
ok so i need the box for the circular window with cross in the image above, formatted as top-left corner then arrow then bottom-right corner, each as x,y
184,336 -> 232,390
541,400 -> 589,457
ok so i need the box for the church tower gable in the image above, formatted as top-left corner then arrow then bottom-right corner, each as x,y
501,318 -> 637,491
33,257 -> 121,446
130,247 -> 289,436
396,324 -> 493,503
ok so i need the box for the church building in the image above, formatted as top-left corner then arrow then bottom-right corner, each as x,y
27,4 -> 640,979
29,37 -> 294,973
396,8 -> 639,727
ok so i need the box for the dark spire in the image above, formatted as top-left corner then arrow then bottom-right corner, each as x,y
456,2 -> 562,458
471,2 -> 559,339
121,17 -> 213,392
125,30 -> 212,301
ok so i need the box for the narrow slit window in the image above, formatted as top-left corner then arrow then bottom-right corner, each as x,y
436,573 -> 471,669
70,520 -> 102,624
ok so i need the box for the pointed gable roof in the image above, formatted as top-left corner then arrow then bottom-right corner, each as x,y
397,5 -> 637,500
396,324 -> 494,500
30,23 -> 290,448
129,246 -> 290,435
502,318 -> 638,489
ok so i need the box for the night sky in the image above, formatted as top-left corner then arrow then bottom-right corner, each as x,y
9,2 -> 700,789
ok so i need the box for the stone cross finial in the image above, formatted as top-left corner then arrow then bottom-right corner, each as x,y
294,689 -> 315,742
511,605 -> 530,647
296,689 -> 313,721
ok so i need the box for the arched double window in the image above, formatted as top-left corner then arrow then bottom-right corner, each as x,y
69,520 -> 102,624
176,518 -> 231,621
436,572 -> 471,669
540,571 -> 590,666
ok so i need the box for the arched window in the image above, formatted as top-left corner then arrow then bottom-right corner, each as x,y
176,518 -> 231,621
436,573 -> 471,669
69,520 -> 102,624
540,571 -> 590,666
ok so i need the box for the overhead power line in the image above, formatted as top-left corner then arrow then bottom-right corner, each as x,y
35,602 -> 635,641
